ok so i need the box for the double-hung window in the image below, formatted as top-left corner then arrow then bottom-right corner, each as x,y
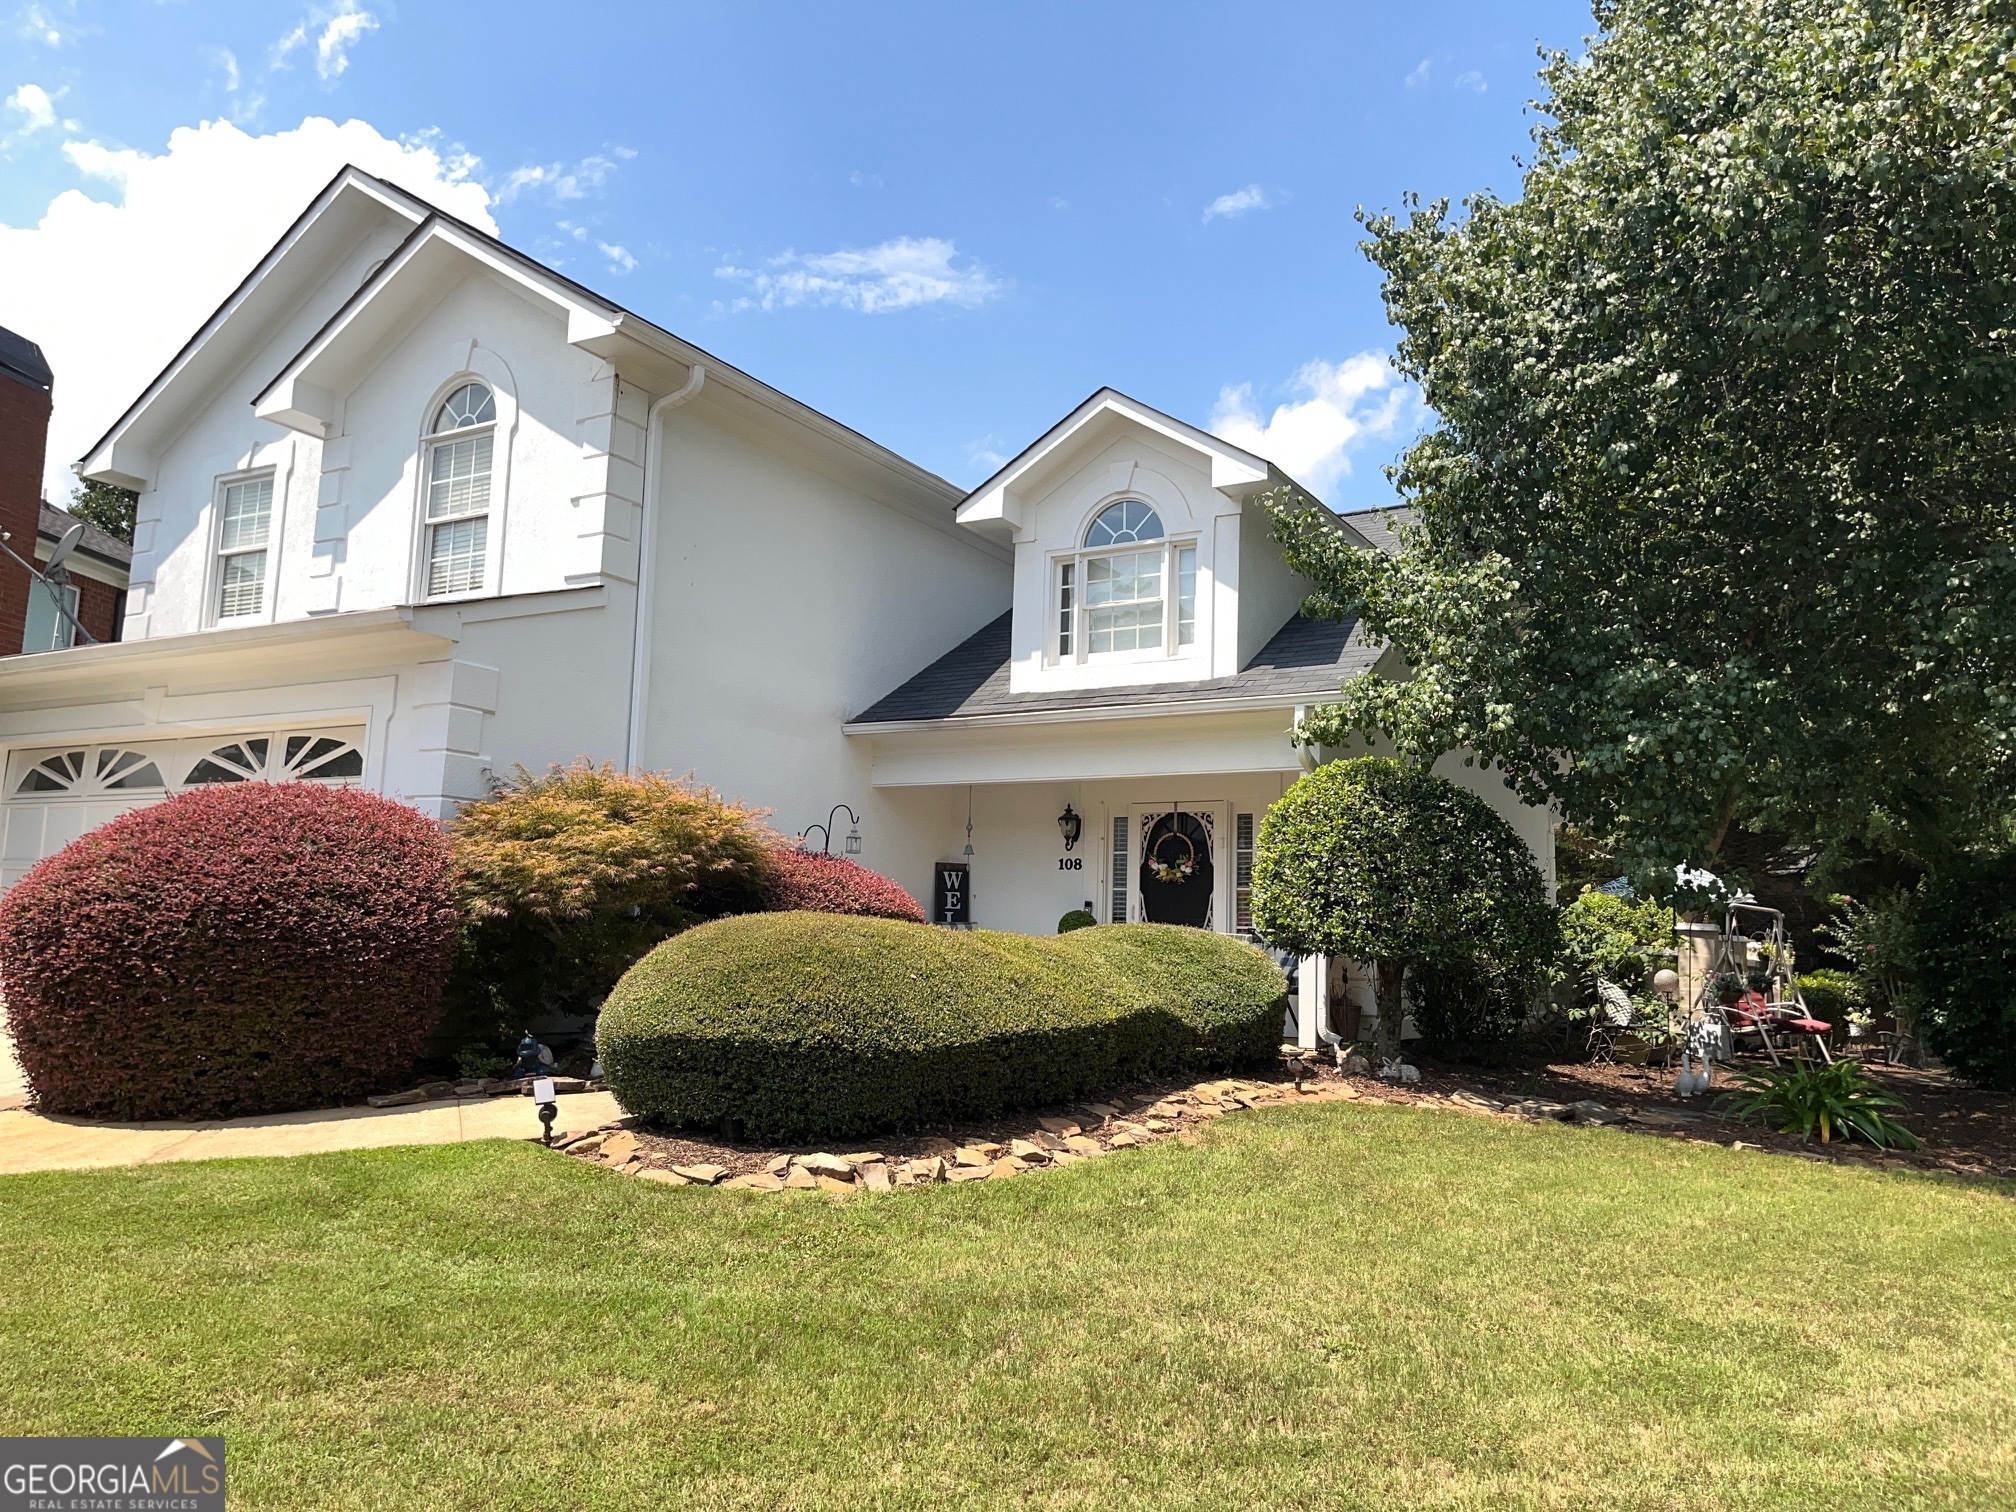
1056,499 -> 1197,661
424,382 -> 496,597
216,474 -> 274,619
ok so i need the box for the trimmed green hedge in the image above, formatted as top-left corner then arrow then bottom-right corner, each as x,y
597,913 -> 1286,1141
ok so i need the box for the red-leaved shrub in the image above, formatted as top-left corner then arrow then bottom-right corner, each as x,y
0,783 -> 460,1120
762,846 -> 925,922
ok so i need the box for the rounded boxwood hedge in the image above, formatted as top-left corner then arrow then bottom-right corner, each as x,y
0,782 -> 459,1120
597,913 -> 1286,1140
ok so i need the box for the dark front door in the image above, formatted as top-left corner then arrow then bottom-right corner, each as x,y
1138,809 -> 1215,928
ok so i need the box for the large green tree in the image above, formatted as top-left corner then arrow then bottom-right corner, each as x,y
1270,0 -> 2016,889
66,480 -> 136,544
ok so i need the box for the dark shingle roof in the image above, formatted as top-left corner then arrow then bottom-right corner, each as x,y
39,503 -> 132,570
849,610 -> 1384,726
0,325 -> 52,393
1336,504 -> 1414,555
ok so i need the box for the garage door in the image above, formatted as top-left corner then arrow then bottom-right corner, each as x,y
1,727 -> 366,889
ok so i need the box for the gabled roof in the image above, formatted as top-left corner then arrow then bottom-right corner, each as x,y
82,165 -> 967,523
955,387 -> 1282,535
78,166 -> 433,489
0,324 -> 52,393
847,609 -> 1386,728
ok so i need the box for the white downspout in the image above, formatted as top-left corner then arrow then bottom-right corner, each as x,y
624,363 -> 705,771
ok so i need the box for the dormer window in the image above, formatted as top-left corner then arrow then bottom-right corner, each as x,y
424,382 -> 496,596
1057,500 -> 1197,660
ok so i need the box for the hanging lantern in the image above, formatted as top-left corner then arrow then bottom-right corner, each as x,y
1057,803 -> 1082,852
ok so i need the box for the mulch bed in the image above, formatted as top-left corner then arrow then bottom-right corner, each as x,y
543,1048 -> 2016,1193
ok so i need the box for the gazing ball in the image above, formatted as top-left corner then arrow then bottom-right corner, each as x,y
1652,968 -> 1681,999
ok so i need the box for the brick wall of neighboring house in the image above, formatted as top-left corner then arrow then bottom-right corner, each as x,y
71,573 -> 124,645
0,330 -> 54,660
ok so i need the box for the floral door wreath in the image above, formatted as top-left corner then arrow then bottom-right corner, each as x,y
1146,826 -> 1198,884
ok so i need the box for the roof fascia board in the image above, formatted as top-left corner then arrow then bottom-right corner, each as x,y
253,217 -> 620,434
957,389 -> 1275,533
844,692 -> 1311,734
0,606 -> 452,697
78,166 -> 430,486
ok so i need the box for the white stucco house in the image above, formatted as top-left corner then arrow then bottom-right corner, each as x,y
0,166 -> 1550,1047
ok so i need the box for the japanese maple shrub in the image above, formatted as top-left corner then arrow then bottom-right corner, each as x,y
443,763 -> 777,1049
0,783 -> 459,1120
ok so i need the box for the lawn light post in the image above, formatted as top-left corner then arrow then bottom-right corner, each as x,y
533,1076 -> 558,1145
799,803 -> 862,856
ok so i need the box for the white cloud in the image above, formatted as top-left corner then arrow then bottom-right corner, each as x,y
497,151 -> 628,204
1454,70 -> 1487,94
597,241 -> 636,274
0,115 -> 496,502
716,237 -> 1001,314
1209,353 -> 1421,498
15,3 -> 84,48
1202,184 -> 1274,222
5,82 -> 55,134
314,3 -> 378,79
270,3 -> 378,82
1405,58 -> 1432,88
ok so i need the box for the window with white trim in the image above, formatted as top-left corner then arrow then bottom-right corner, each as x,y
424,382 -> 496,597
1055,500 -> 1198,661
215,474 -> 274,619
22,580 -> 79,652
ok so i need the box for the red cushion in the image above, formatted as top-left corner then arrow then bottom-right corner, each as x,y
1784,1017 -> 1831,1035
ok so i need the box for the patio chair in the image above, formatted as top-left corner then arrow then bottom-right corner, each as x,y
1585,979 -> 1642,1065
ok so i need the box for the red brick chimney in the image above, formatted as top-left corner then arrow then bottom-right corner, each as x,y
0,325 -> 55,658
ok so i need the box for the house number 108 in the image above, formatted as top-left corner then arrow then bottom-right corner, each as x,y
1057,857 -> 1083,870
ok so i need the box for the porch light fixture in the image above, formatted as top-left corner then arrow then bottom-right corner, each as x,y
1057,803 -> 1082,851
800,803 -> 863,857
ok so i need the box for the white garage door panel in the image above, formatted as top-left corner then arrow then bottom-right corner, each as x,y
0,727 -> 366,888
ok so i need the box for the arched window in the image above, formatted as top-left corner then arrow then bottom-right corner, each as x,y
1057,499 -> 1196,659
1084,499 -> 1164,547
424,382 -> 496,596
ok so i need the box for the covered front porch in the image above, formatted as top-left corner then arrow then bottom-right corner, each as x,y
852,701 -> 1385,1051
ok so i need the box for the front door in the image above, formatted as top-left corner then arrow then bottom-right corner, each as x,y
1122,803 -> 1226,929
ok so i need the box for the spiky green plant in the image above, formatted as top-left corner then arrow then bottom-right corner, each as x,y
1719,1060 -> 1921,1150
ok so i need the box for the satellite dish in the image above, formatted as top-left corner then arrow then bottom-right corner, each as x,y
44,522 -> 84,574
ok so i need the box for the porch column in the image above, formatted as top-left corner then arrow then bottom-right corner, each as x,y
1297,952 -> 1328,1049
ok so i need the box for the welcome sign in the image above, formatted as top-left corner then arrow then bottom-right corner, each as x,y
1,1438 -> 225,1510
933,862 -> 970,926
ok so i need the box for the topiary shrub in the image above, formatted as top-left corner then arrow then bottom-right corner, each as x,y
1908,856 -> 2016,1091
0,783 -> 459,1120
1253,757 -> 1559,1059
762,846 -> 924,921
1057,909 -> 1096,934
597,915 -> 1285,1141
442,762 -> 777,1054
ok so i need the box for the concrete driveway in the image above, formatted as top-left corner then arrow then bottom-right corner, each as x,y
0,1088 -> 624,1175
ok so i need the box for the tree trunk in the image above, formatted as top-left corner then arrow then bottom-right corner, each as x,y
1374,957 -> 1408,1062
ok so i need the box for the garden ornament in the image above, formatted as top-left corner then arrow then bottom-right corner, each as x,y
1675,1014 -> 1723,1099
509,1034 -> 547,1080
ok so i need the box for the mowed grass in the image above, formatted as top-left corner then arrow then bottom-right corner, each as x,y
2,1103 -> 2012,1510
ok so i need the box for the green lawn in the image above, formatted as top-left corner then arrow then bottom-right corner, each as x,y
2,1103 -> 2012,1510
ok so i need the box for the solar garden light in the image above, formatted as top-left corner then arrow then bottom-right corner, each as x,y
533,1077 -> 558,1145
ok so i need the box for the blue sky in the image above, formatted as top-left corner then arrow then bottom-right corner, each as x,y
0,0 -> 1594,507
